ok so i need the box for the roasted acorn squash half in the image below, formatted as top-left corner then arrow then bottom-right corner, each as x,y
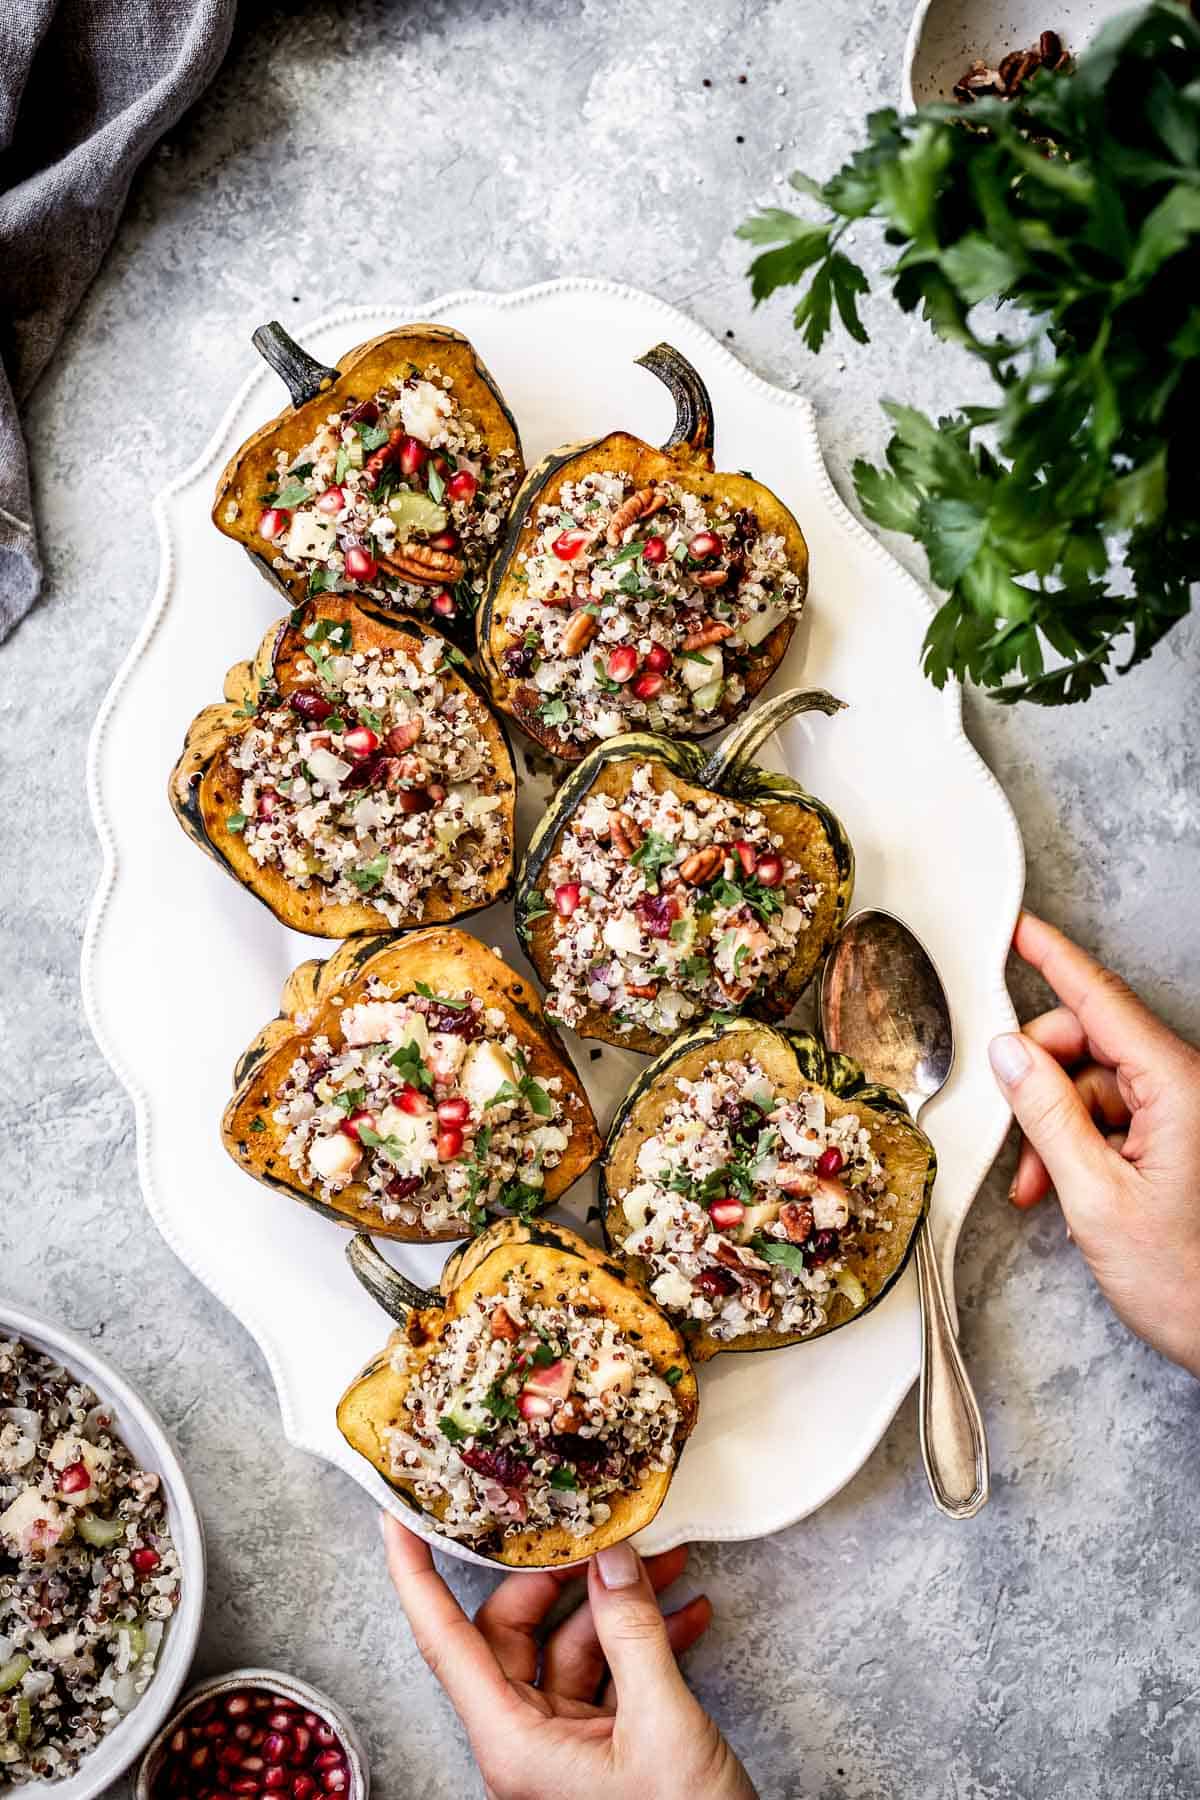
213,321 -> 523,649
515,688 -> 854,1055
223,930 -> 601,1244
337,1220 -> 698,1566
600,1017 -> 935,1359
169,595 -> 516,938
478,342 -> 809,760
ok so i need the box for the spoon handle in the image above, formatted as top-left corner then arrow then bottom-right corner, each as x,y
915,1227 -> 989,1518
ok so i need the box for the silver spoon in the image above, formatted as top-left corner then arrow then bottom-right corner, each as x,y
820,907 -> 989,1519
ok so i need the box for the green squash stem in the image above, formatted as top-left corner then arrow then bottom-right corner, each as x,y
346,1234 -> 442,1323
634,343 -> 715,465
252,320 -> 341,409
698,687 -> 846,789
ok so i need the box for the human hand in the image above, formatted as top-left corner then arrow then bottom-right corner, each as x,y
382,1515 -> 758,1800
988,910 -> 1200,1378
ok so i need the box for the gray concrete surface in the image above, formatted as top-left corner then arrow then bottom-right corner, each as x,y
2,1 -> 1198,1794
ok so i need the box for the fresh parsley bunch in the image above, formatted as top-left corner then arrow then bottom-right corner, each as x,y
739,2 -> 1200,703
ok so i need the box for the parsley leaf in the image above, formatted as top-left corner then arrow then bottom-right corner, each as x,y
751,1237 -> 809,1272
523,892 -> 552,923
226,810 -> 247,832
629,830 -> 677,891
348,854 -> 389,893
414,982 -> 468,1009
537,697 -> 569,727
550,1465 -> 578,1490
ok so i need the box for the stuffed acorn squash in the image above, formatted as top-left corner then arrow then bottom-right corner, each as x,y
213,321 -> 523,647
600,1018 -> 935,1358
337,1221 -> 698,1566
223,930 -> 601,1243
169,596 -> 515,937
479,342 -> 809,759
515,688 -> 853,1054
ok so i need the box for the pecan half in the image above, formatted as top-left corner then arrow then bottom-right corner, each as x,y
605,486 -> 668,545
694,567 -> 730,590
560,611 -> 599,656
386,719 -> 423,755
609,809 -> 644,857
679,845 -> 724,885
780,1200 -> 814,1243
682,621 -> 733,651
625,982 -> 659,1000
379,544 -> 466,586
713,1239 -> 772,1285
491,1305 -> 520,1342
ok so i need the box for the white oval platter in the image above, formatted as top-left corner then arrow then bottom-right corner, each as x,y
83,280 -> 1023,1564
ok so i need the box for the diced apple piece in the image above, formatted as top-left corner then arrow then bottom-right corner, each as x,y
460,1040 -> 518,1110
308,1133 -> 362,1183
523,1358 -> 575,1402
813,1177 -> 850,1231
0,1488 -> 72,1557
590,1352 -> 634,1398
682,645 -> 723,692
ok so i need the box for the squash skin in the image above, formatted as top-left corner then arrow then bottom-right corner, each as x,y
168,596 -> 516,938
336,1218 -> 699,1567
477,343 -> 808,762
599,1017 -> 936,1359
223,930 -> 602,1243
514,691 -> 854,1055
212,324 -> 524,648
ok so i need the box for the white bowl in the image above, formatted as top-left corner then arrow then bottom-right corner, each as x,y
901,0 -> 1131,109
0,1303 -> 205,1798
135,1667 -> 370,1798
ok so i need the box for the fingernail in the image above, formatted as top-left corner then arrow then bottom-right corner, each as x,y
989,1033 -> 1032,1087
596,1542 -> 640,1589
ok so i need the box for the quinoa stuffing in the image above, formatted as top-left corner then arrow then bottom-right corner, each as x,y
500,470 -> 804,749
275,983 -> 575,1232
228,623 -> 509,926
248,364 -> 520,628
615,1058 -> 897,1340
535,762 -> 822,1039
0,1338 -> 180,1785
386,1281 -> 683,1546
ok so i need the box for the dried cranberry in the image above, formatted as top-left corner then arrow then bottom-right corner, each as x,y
422,1001 -> 484,1039
342,755 -> 382,790
460,1444 -> 529,1489
694,1267 -> 738,1298
290,691 -> 333,722
346,398 -> 380,424
386,1174 -> 423,1201
805,1229 -> 841,1265
502,643 -> 536,679
548,1434 -> 607,1474
634,892 -> 680,938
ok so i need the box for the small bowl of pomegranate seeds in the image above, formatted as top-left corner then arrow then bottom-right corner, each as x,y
136,1669 -> 369,1800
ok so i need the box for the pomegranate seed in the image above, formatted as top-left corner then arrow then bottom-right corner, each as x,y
437,1126 -> 464,1162
263,1732 -> 291,1762
231,1780 -> 260,1796
315,486 -> 345,515
426,782 -> 446,806
343,545 -> 378,582
688,530 -> 722,560
395,787 -> 434,813
219,1741 -> 244,1764
240,1757 -> 265,1774
430,590 -> 456,617
323,1771 -> 348,1793
446,469 -> 477,503
339,1109 -> 377,1143
265,1771 -> 290,1791
290,1727 -> 312,1762
708,1198 -> 746,1231
347,399 -> 379,424
290,690 -> 333,722
313,1724 -> 338,1748
634,892 -> 680,938
191,1746 -> 212,1771
552,528 -> 590,560
643,643 -> 672,674
429,529 -> 459,551
694,1266 -> 739,1298
258,507 -> 289,542
816,1146 -> 845,1178
554,881 -> 581,917
234,1724 -> 254,1743
397,435 -> 428,476
436,1097 -> 470,1126
314,1752 -> 342,1772
755,853 -> 784,887
518,1391 -> 555,1421
398,1085 -> 431,1115
734,840 -> 757,876
808,1228 -> 841,1264
431,453 -> 449,477
131,1547 -> 160,1573
258,788 -> 279,821
642,535 -> 668,564
606,645 -> 639,684
292,1780 -> 317,1799
171,1730 -> 189,1753
58,1460 -> 91,1494
342,726 -> 379,761
632,670 -> 665,701
205,1719 -> 231,1739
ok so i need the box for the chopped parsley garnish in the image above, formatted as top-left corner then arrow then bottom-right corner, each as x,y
273,478 -> 312,508
415,982 -> 469,1009
226,810 -> 247,833
665,1366 -> 685,1387
306,565 -> 345,599
438,1415 -> 471,1444
250,1116 -> 266,1133
348,854 -> 389,893
629,830 -> 676,890
550,1465 -> 578,1490
679,954 -> 711,982
605,539 -> 646,567
332,1087 -> 367,1115
523,893 -> 552,923
751,1237 -> 808,1271
427,461 -> 446,504
354,419 -> 390,453
483,1379 -> 518,1421
487,1074 -> 553,1117
498,1179 -> 546,1220
711,874 -> 784,925
388,1039 -> 433,1090
537,697 -> 570,727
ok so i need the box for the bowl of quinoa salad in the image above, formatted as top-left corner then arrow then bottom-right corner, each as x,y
485,467 -> 806,758
602,1022 -> 936,1359
0,1308 -> 203,1796
218,338 -> 522,645
337,1221 -> 698,1566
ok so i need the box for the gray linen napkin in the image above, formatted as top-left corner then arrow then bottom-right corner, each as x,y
0,0 -> 235,638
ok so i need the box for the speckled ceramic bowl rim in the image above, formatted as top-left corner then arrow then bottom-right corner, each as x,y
0,1301 -> 206,1799
135,1667 -> 370,1799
